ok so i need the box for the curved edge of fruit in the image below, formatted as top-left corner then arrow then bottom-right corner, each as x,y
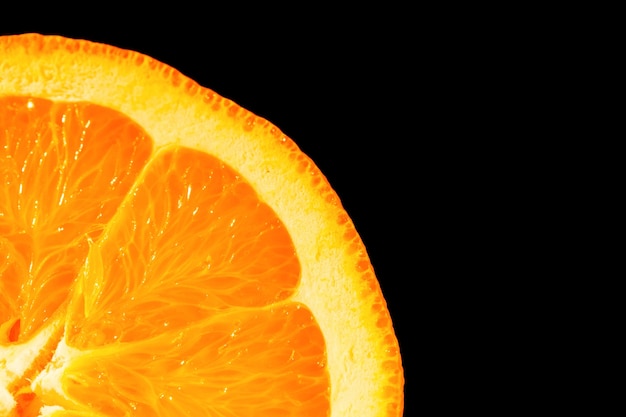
0,33 -> 404,416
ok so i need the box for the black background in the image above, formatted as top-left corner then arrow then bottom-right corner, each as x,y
2,20 -> 413,415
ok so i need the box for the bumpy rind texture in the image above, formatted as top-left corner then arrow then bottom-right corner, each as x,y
0,33 -> 403,417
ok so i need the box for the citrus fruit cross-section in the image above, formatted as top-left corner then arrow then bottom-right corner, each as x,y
0,33 -> 404,417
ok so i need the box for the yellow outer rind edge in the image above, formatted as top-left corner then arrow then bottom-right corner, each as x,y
0,33 -> 403,417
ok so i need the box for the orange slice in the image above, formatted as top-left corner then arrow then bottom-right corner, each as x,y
0,33 -> 403,416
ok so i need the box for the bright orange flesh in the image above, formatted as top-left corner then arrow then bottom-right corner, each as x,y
1,97 -> 329,416
1,33 -> 403,417
1,97 -> 152,341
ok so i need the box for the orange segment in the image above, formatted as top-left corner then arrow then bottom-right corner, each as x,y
0,97 -> 152,341
66,144 -> 300,346
50,305 -> 327,416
